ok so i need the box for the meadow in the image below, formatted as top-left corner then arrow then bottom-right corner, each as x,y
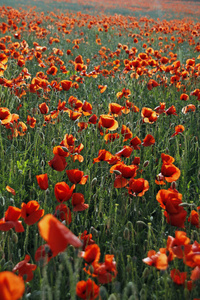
0,0 -> 200,299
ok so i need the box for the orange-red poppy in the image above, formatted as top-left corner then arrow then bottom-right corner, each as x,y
141,107 -> 158,124
128,178 -> 149,196
0,107 -> 12,125
71,193 -> 89,211
66,169 -> 88,185
80,230 -> 95,251
110,162 -> 138,179
0,206 -> 24,232
21,200 -> 44,226
171,125 -> 185,137
142,134 -> 155,147
115,146 -> 133,158
48,154 -> 67,171
81,244 -> 100,264
6,186 -> 16,196
98,114 -> 118,132
160,163 -> 181,182
54,203 -> 71,225
0,271 -> 25,300
165,105 -> 178,116
12,255 -> 37,282
121,125 -> 133,141
188,209 -> 200,228
109,103 -> 124,116
36,173 -> 48,190
182,104 -> 196,114
76,278 -> 100,300
130,136 -> 141,150
26,115 -> 36,128
61,80 -> 72,91
143,249 -> 168,270
35,244 -> 54,265
38,214 -> 82,256
170,269 -> 187,285
180,93 -> 189,101
39,102 -> 49,114
54,182 -> 75,203
92,254 -> 117,284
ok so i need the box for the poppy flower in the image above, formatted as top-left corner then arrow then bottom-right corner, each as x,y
38,214 -> 82,256
182,104 -> 196,114
54,203 -> 71,225
121,125 -> 133,141
36,173 -> 48,190
130,136 -> 141,150
170,269 -> 187,285
61,80 -> 72,91
171,125 -> 185,137
164,208 -> 187,228
6,186 -> 16,196
167,231 -> 191,259
71,193 -> 89,211
160,163 -> 181,182
26,115 -> 36,128
191,266 -> 200,281
98,114 -> 118,132
180,93 -> 189,101
54,182 -> 75,203
109,103 -> 124,117
143,249 -> 168,270
113,175 -> 129,189
104,133 -> 120,143
165,105 -> 178,116
154,102 -> 166,114
88,114 -> 98,124
0,271 -> 25,300
161,153 -> 175,164
98,85 -> 107,93
0,206 -> 24,232
35,244 -> 54,265
21,200 -> 44,226
39,102 -> 49,114
82,101 -> 93,116
93,149 -> 115,164
128,178 -> 149,196
81,244 -> 100,264
0,107 -> 12,125
66,169 -> 88,185
110,162 -> 138,179
188,209 -> 200,228
141,107 -> 158,123
48,154 -> 67,171
142,134 -> 155,147
80,231 -> 95,250
12,255 -> 37,282
76,278 -> 100,300
147,79 -> 159,91
115,146 -> 133,158
116,88 -> 131,99
92,255 -> 117,284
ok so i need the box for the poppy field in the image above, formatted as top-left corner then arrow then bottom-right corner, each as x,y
0,0 -> 200,299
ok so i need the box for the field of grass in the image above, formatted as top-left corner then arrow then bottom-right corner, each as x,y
0,0 -> 200,299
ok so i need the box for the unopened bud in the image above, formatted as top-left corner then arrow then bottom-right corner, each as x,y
91,177 -> 97,186
143,160 -> 149,168
123,227 -> 130,240
113,170 -> 122,176
171,181 -> 177,190
51,138 -> 56,146
12,233 -> 18,244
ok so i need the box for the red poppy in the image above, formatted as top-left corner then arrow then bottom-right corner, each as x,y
0,271 -> 25,300
36,173 -> 48,190
39,102 -> 49,114
143,249 -> 168,270
54,182 -> 75,203
12,255 -> 37,282
80,231 -> 95,250
182,104 -> 196,114
141,107 -> 158,123
115,146 -> 133,158
171,125 -> 185,137
71,193 -> 89,211
110,162 -> 138,179
130,136 -> 141,150
104,133 -> 120,143
170,269 -> 187,285
98,114 -> 118,132
38,214 -> 82,256
0,206 -> 24,232
0,107 -> 12,125
88,114 -> 98,124
61,80 -> 72,91
81,244 -> 100,264
165,105 -> 178,116
98,85 -> 107,93
92,255 -> 117,284
128,178 -> 149,196
160,163 -> 181,182
109,103 -> 124,116
35,244 -> 54,265
21,200 -> 44,226
48,154 -> 67,171
121,125 -> 133,141
26,115 -> 36,128
188,209 -> 200,228
66,169 -> 88,185
180,93 -> 189,101
54,204 -> 72,225
76,278 -> 100,300
142,134 -> 155,147
6,186 -> 16,196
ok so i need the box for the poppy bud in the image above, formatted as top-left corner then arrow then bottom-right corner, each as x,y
40,132 -> 45,141
51,138 -> 56,146
108,294 -> 117,300
41,160 -> 45,167
100,286 -> 108,300
123,227 -> 130,240
143,160 -> 149,168
165,147 -> 169,153
90,226 -> 98,238
91,177 -> 97,186
171,181 -> 177,190
0,196 -> 5,206
126,121 -> 130,127
113,170 -> 122,176
12,233 -> 18,244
